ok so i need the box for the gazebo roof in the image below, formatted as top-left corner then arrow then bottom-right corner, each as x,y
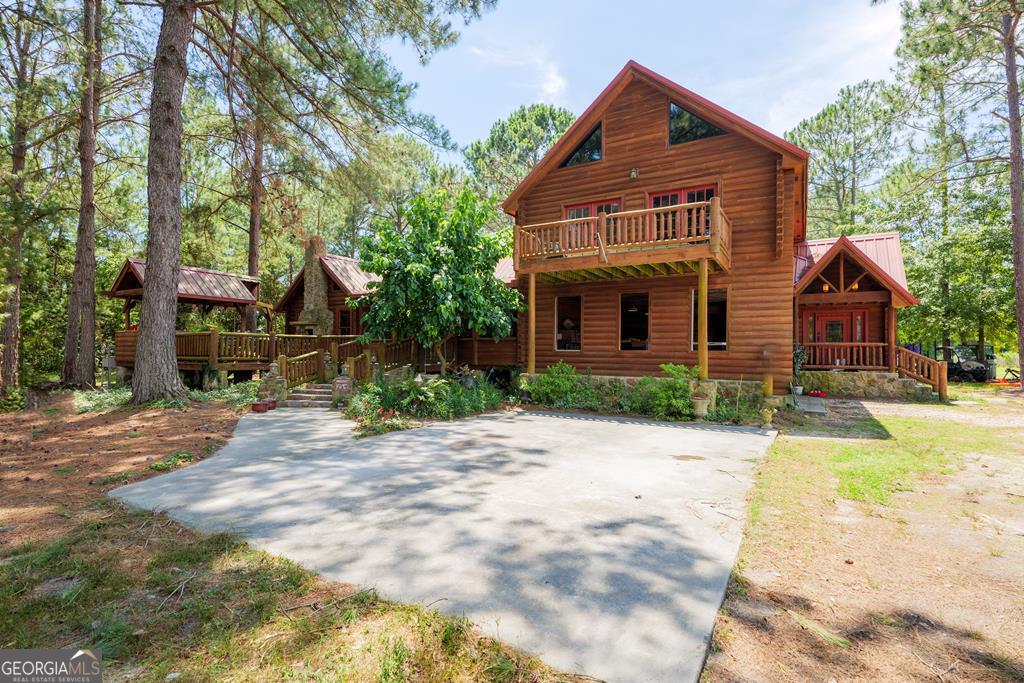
109,258 -> 259,306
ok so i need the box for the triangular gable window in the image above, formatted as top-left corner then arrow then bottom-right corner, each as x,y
669,102 -> 725,145
561,124 -> 602,167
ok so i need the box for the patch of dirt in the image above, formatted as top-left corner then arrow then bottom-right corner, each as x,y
0,394 -> 241,548
705,392 -> 1024,682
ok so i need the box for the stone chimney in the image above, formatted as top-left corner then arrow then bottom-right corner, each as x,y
297,236 -> 333,334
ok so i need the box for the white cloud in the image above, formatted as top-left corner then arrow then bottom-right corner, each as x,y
712,1 -> 902,133
469,42 -> 567,103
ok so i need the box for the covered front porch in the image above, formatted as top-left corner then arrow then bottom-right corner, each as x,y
794,234 -> 947,397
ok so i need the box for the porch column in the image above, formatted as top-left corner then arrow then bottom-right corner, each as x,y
527,272 -> 536,374
697,258 -> 709,380
886,303 -> 897,372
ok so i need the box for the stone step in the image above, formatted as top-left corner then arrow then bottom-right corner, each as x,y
307,384 -> 333,390
290,389 -> 332,397
279,399 -> 334,409
287,394 -> 332,402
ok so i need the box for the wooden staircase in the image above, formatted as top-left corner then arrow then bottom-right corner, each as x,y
280,383 -> 334,409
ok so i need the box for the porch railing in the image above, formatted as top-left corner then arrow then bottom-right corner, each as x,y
896,347 -> 948,398
804,342 -> 888,370
280,350 -> 320,388
516,197 -> 731,268
802,342 -> 948,398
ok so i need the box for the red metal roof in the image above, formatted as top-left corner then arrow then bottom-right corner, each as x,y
110,258 -> 258,305
321,255 -> 379,296
276,255 -> 518,312
793,232 -> 918,305
503,60 -> 808,214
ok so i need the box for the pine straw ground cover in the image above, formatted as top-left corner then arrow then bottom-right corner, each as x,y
704,390 -> 1024,682
0,394 -> 572,682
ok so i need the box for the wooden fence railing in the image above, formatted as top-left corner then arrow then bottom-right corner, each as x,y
174,332 -> 209,361
896,347 -> 948,398
516,197 -> 731,265
804,342 -> 888,370
279,350 -> 321,388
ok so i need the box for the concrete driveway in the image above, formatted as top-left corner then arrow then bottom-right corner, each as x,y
112,409 -> 774,682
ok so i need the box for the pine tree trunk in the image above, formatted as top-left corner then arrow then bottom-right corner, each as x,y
0,38 -> 29,394
131,0 -> 193,403
62,0 -> 101,387
244,118 -> 264,332
1002,14 -> 1024,391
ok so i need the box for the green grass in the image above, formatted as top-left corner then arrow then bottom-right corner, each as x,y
96,472 -> 133,486
0,502 -> 566,681
53,466 -> 76,476
72,381 -> 260,414
148,451 -> 193,472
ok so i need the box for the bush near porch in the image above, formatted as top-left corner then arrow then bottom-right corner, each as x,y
520,361 -> 766,425
344,371 -> 509,436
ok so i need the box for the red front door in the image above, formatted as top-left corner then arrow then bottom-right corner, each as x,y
804,310 -> 868,343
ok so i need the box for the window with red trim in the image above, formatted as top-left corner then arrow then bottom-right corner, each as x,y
564,198 -> 621,219
648,184 -> 717,238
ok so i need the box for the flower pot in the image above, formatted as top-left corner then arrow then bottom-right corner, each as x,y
692,397 -> 710,420
792,385 -> 804,396
251,402 -> 269,413
265,399 -> 277,410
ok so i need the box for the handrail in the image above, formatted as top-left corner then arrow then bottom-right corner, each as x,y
516,199 -> 730,263
896,347 -> 948,398
804,342 -> 888,370
279,349 -> 321,388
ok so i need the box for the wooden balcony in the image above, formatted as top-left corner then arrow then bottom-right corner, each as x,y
514,197 -> 732,281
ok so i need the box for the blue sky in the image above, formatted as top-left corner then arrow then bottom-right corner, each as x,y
385,0 -> 902,152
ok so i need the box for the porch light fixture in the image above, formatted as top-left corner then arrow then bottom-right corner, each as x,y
822,283 -> 830,292
629,167 -> 640,180
851,281 -> 859,291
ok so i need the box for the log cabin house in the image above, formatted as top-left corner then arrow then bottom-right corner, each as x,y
504,61 -> 943,395
111,61 -> 946,397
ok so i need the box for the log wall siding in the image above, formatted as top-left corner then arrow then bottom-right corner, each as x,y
515,78 -> 797,387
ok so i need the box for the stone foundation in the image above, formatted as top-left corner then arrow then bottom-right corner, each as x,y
799,370 -> 935,400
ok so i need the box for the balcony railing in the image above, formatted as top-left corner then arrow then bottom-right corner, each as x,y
515,197 -> 731,274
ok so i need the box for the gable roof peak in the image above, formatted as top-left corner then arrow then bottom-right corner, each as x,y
502,60 -> 808,214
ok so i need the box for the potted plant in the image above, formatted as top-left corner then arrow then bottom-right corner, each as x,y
792,343 -> 808,396
691,391 -> 710,420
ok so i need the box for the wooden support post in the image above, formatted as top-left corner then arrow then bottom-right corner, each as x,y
886,304 -> 897,372
938,361 -> 948,399
208,329 -> 219,368
709,196 -> 721,251
697,258 -> 709,380
527,272 -> 536,374
268,332 -> 277,361
330,341 -> 339,365
317,348 -> 326,381
278,353 -> 287,381
123,300 -> 133,329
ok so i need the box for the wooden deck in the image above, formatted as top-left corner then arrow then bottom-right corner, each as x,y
514,198 -> 732,282
114,330 -> 368,372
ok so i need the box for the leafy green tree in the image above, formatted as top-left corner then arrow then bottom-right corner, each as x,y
356,190 -> 521,373
465,103 -> 574,200
885,0 -> 1024,374
785,80 -> 898,237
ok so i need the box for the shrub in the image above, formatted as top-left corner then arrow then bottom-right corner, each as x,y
707,383 -> 763,425
344,371 -> 508,436
649,363 -> 699,421
524,362 -> 700,421
522,362 -> 604,411
0,387 -> 26,413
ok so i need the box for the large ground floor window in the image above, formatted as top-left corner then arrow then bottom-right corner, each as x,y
556,295 -> 582,351
620,293 -> 649,350
691,288 -> 728,351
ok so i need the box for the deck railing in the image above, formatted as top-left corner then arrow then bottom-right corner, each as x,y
280,350 -> 320,387
516,198 -> 731,269
896,347 -> 948,398
804,342 -> 888,370
802,342 -> 948,398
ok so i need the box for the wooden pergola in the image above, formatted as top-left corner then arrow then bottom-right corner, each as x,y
108,258 -> 269,330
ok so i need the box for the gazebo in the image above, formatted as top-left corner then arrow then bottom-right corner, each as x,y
108,258 -> 265,330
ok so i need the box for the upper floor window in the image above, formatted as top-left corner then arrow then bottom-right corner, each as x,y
669,102 -> 725,145
561,124 -> 602,167
565,198 -> 621,220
